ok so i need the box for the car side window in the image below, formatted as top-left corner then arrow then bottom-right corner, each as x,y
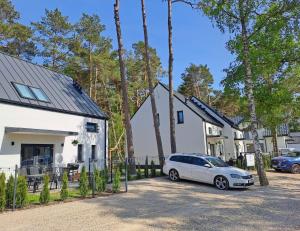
191,157 -> 207,166
170,156 -> 183,162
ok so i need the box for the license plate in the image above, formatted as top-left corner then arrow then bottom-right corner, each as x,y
272,165 -> 277,168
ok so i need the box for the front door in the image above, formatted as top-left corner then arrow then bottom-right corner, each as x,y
210,144 -> 216,156
21,144 -> 54,167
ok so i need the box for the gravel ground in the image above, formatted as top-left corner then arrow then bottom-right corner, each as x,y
0,171 -> 299,231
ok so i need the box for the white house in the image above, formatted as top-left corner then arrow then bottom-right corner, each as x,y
0,52 -> 108,175
131,82 -> 245,163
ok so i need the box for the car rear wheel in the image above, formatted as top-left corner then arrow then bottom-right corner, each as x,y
291,164 -> 300,174
169,169 -> 180,181
214,176 -> 229,190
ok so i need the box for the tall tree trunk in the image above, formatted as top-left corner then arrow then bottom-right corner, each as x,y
141,0 -> 165,167
168,0 -> 177,153
271,127 -> 278,156
114,0 -> 136,174
240,17 -> 269,186
89,44 -> 93,98
94,67 -> 98,101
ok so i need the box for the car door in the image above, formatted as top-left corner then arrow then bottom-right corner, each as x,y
176,155 -> 192,179
189,157 -> 212,183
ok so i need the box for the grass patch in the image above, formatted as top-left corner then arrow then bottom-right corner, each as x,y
27,188 -> 85,204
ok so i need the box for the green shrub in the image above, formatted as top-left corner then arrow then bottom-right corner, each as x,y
144,157 -> 149,178
60,172 -> 69,201
94,168 -> 106,193
150,160 -> 156,177
262,155 -> 271,169
137,164 -> 142,179
0,173 -> 6,211
5,175 -> 14,208
100,170 -> 107,192
112,169 -> 121,193
79,166 -> 89,197
16,176 -> 28,208
39,175 -> 50,204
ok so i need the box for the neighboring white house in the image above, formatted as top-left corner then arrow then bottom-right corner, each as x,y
236,118 -> 296,153
131,82 -> 245,163
0,52 -> 108,175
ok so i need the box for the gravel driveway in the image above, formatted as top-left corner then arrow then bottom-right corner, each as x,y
0,171 -> 299,231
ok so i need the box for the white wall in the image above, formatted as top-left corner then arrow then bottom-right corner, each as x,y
131,84 -> 206,164
0,103 -> 107,174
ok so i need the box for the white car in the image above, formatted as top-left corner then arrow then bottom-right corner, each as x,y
163,153 -> 254,190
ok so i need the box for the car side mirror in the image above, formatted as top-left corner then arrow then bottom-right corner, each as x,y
204,164 -> 211,168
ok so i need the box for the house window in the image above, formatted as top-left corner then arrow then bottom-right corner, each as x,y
12,82 -> 50,102
86,122 -> 98,133
208,127 -> 212,134
29,87 -> 50,102
177,111 -> 184,124
13,83 -> 35,100
77,144 -> 83,162
91,145 -> 96,160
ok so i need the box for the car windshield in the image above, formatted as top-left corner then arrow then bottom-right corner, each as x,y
282,152 -> 300,157
205,157 -> 229,167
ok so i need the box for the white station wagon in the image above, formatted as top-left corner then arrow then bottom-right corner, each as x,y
163,153 -> 254,190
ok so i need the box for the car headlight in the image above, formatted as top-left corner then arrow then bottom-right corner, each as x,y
230,174 -> 242,179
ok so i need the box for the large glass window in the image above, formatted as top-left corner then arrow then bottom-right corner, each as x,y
30,87 -> 50,102
13,83 -> 35,100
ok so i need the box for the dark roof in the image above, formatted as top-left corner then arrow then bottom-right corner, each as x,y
0,52 -> 108,119
158,83 -> 224,127
190,96 -> 240,130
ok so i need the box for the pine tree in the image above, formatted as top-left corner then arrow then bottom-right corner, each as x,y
39,175 -> 50,204
79,166 -> 89,197
112,168 -> 121,193
32,8 -> 72,71
60,172 -> 69,201
16,176 -> 28,208
5,175 -> 14,208
0,173 -> 6,211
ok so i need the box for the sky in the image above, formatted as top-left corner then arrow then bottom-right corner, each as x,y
12,0 -> 234,90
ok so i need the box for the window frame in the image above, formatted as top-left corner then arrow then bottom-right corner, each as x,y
91,145 -> 96,160
29,86 -> 50,103
86,122 -> 98,133
77,144 -> 83,162
12,82 -> 50,103
12,82 -> 36,100
177,110 -> 184,124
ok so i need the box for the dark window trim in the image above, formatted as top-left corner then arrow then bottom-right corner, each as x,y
177,110 -> 184,124
12,82 -> 36,100
77,144 -> 84,163
12,81 -> 51,103
91,145 -> 96,160
29,86 -> 50,103
86,122 -> 99,133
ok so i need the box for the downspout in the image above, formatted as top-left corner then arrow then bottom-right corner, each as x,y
204,121 -> 208,154
104,119 -> 107,168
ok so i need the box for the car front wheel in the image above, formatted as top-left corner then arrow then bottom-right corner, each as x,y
214,176 -> 229,190
169,169 -> 180,181
291,164 -> 300,174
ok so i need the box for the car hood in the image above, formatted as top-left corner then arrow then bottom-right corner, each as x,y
215,166 -> 250,176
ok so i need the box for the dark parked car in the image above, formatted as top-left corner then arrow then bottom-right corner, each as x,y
271,150 -> 300,173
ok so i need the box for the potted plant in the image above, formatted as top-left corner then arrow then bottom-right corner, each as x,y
72,139 -> 79,146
